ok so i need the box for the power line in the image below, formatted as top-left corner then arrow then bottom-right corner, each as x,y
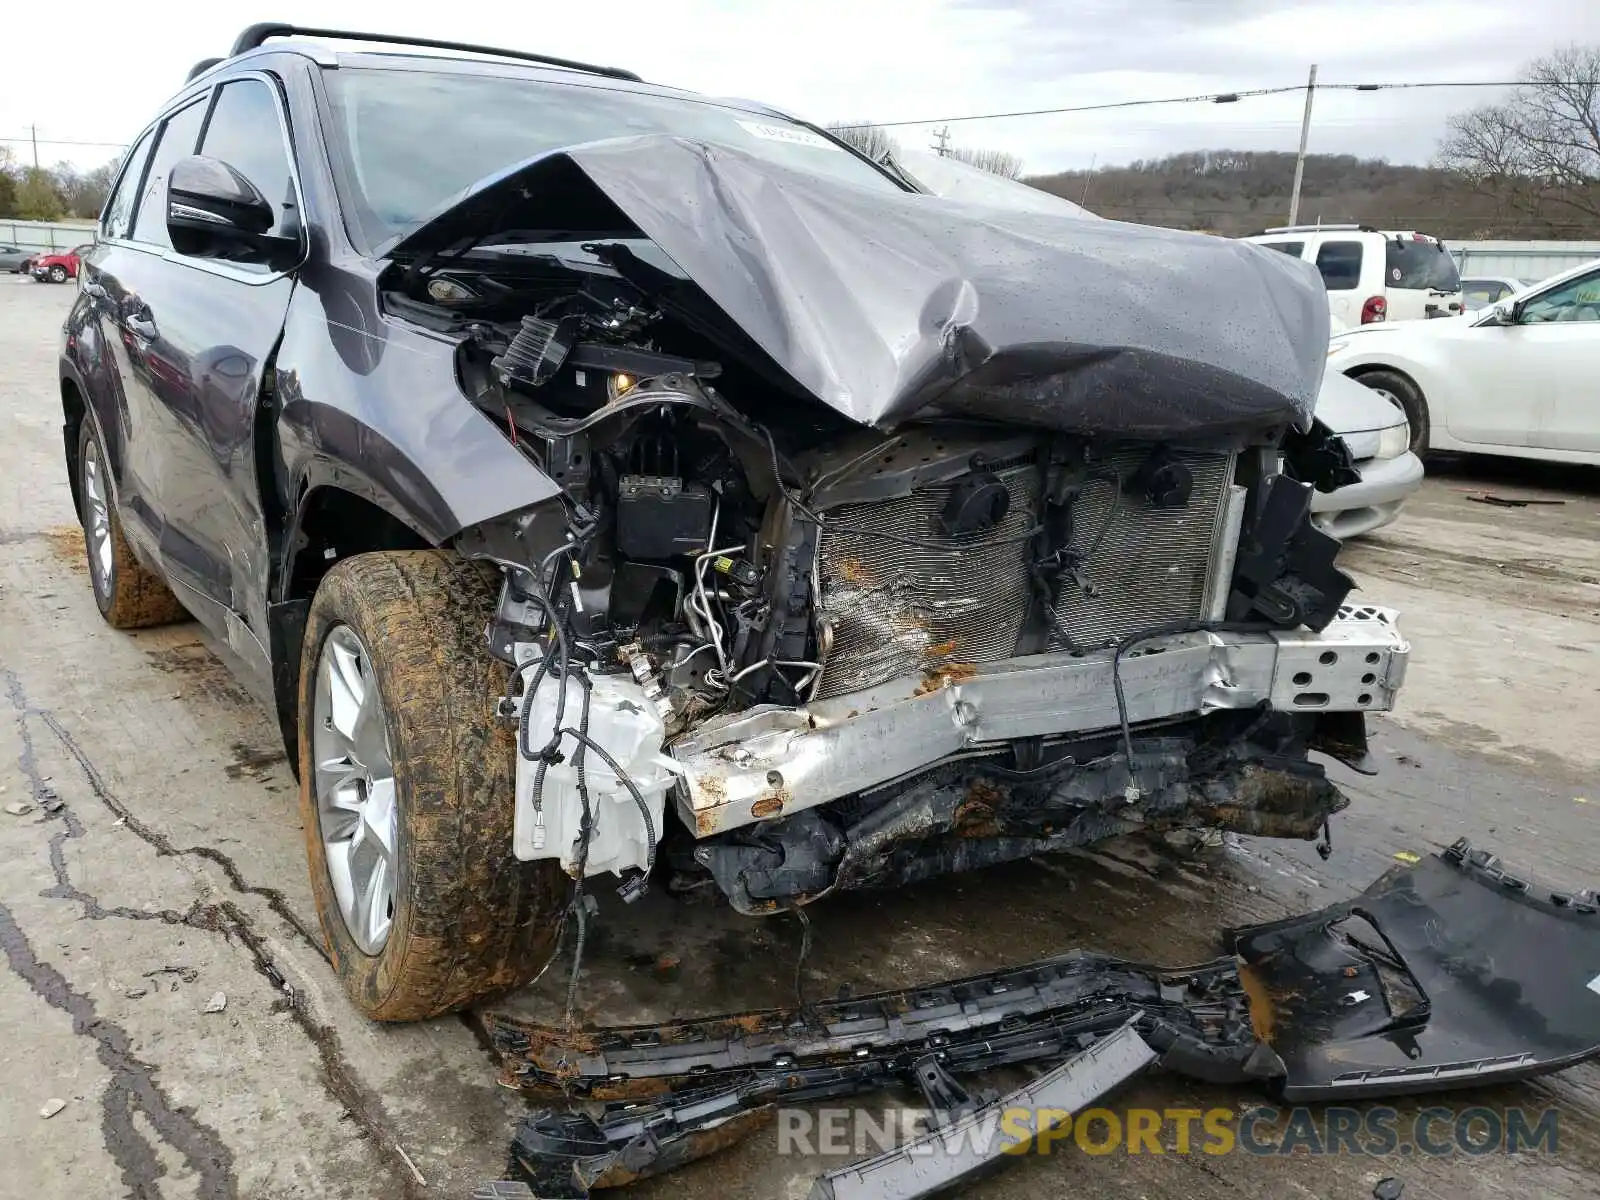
835,86 -> 1305,129
7,76 -> 1600,151
0,135 -> 127,148
833,78 -> 1600,131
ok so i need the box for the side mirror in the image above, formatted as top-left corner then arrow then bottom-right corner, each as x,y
1479,300 -> 1517,327
166,155 -> 297,267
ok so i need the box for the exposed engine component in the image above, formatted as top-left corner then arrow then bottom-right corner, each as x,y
615,476 -> 713,559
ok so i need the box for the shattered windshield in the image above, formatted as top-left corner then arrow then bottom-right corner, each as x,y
322,66 -> 900,246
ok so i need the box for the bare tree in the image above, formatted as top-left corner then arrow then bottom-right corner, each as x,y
825,121 -> 899,163
946,145 -> 1023,179
1437,44 -> 1600,223
52,158 -> 118,220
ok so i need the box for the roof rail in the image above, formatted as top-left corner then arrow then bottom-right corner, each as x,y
226,22 -> 642,82
1258,223 -> 1373,234
186,57 -> 224,82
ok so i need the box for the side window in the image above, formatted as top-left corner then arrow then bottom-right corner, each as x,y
1519,271 -> 1600,324
1315,241 -> 1364,291
1263,241 -> 1305,258
199,79 -> 297,240
102,129 -> 156,241
130,99 -> 208,249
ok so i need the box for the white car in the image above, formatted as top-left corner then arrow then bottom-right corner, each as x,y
1311,369 -> 1423,538
1460,275 -> 1532,311
1244,225 -> 1465,325
1327,256 -> 1600,462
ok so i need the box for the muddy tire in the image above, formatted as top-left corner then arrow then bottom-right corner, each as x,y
77,421 -> 189,629
1352,369 -> 1428,456
297,550 -> 569,1021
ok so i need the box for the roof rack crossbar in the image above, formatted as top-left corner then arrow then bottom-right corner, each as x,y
228,22 -> 641,82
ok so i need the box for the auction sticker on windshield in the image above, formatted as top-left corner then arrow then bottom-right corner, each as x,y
736,120 -> 831,147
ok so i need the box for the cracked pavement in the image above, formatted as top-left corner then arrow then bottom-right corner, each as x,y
4,272 -> 1600,1199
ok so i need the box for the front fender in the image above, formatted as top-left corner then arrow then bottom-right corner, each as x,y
272,262 -> 562,546
1333,345 -> 1456,421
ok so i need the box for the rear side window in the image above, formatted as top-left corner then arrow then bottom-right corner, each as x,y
199,79 -> 297,240
1315,241 -> 1363,291
102,129 -> 156,240
1261,241 -> 1305,258
1386,239 -> 1461,291
131,100 -> 208,248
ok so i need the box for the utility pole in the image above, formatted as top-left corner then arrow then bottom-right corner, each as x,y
1080,153 -> 1096,207
1287,64 -> 1317,226
30,123 -> 39,170
932,126 -> 951,158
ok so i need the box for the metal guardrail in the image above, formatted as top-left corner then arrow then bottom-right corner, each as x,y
0,218 -> 98,254
1449,239 -> 1600,282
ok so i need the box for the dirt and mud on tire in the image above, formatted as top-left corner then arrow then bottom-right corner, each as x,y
297,550 -> 570,1021
78,421 -> 190,629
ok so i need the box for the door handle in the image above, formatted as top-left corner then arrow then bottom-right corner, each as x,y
125,313 -> 158,340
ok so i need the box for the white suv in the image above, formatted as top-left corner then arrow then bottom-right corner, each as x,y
1244,225 -> 1464,326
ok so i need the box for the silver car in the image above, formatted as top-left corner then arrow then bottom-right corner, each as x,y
1310,368 -> 1423,538
0,243 -> 35,274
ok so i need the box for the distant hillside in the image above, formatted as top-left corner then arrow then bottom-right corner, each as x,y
1028,150 -> 1600,239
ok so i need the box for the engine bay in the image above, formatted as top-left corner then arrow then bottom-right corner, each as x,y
401,238 -> 1371,903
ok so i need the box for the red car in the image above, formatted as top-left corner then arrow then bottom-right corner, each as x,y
32,244 -> 92,283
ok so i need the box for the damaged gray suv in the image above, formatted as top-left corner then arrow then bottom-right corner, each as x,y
59,23 -> 1407,1020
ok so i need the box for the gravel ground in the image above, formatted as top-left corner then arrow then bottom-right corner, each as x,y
2,271 -> 1598,1199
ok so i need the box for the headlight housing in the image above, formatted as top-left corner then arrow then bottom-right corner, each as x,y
1374,422 -> 1410,461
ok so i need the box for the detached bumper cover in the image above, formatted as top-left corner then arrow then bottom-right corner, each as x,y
673,604 -> 1409,837
484,840 -> 1600,1198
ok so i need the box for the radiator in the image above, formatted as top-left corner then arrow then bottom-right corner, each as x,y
812,449 -> 1237,700
812,460 -> 1039,699
1048,450 -> 1237,649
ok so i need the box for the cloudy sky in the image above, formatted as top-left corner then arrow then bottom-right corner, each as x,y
4,0 -> 1600,178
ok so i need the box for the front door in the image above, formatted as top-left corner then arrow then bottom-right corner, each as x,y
1511,267 -> 1600,453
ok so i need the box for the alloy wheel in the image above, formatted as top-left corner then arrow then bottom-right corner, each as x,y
80,437 -> 113,596
312,624 -> 399,955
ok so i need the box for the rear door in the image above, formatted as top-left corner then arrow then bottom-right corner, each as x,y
1313,238 -> 1365,327
109,74 -> 300,663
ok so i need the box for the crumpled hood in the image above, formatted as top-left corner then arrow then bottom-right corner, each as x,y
388,135 -> 1331,438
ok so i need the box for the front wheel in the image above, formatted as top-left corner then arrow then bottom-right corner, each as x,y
1352,369 -> 1428,455
298,550 -> 570,1021
48,265 -> 68,283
